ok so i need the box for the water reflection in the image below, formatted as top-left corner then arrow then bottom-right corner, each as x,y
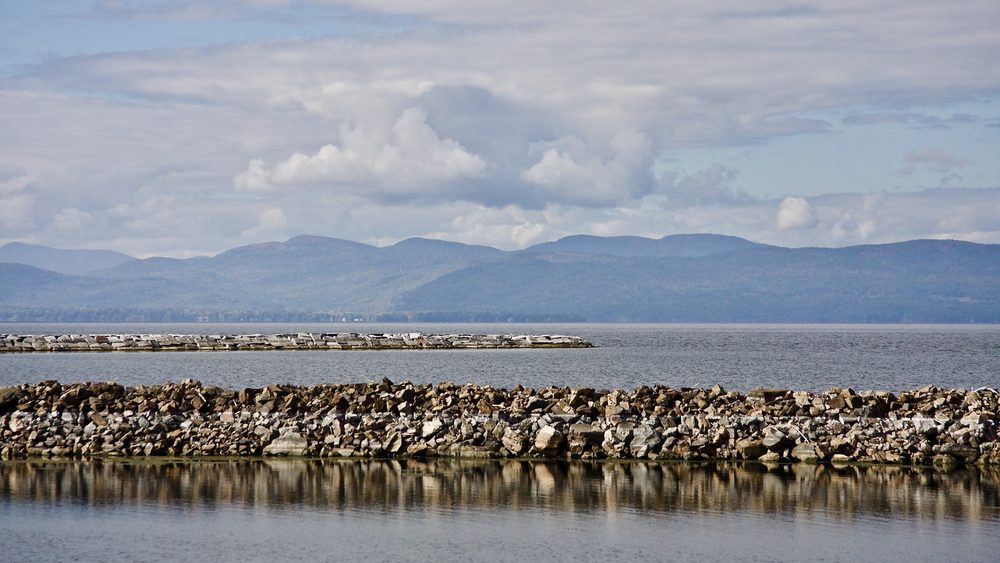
2,459 -> 997,523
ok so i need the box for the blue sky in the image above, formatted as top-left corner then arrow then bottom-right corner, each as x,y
1,0 -> 998,257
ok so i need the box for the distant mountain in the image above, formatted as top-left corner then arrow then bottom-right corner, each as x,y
85,235 -> 503,311
399,239 -> 1000,322
525,233 -> 765,257
1,234 -> 998,322
0,242 -> 134,275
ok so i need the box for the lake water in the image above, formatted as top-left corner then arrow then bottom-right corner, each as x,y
1,323 -> 998,391
2,323 -> 999,561
1,459 -> 998,562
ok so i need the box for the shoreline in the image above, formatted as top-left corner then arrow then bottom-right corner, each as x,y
2,380 -> 996,469
0,332 -> 594,352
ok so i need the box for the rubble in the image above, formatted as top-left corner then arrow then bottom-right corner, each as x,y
0,332 -> 593,352
1,380 -> 997,468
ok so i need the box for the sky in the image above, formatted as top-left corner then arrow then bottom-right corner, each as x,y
1,0 -> 998,258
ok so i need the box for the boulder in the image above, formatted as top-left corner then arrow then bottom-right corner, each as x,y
567,423 -> 604,454
629,425 -> 663,458
502,427 -> 529,456
262,432 -> 308,456
534,426 -> 565,455
762,428 -> 792,451
735,438 -> 767,460
791,442 -> 821,463
939,443 -> 978,461
422,419 -> 444,438
406,443 -> 436,458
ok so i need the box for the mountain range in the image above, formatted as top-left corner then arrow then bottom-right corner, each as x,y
1,234 -> 998,323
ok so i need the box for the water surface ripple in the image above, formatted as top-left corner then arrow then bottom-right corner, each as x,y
1,459 -> 997,562
1,323 -> 997,391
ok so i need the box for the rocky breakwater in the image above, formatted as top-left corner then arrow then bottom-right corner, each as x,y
1,381 -> 997,469
0,332 -> 592,352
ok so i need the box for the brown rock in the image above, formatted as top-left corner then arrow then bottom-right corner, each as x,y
534,426 -> 565,455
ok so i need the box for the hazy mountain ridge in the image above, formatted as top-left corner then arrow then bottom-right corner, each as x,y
0,242 -> 135,276
400,239 -> 1000,322
1,235 -> 998,322
523,233 -> 768,257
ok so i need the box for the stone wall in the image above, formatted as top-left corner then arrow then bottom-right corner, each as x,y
0,332 -> 592,352
1,380 -> 997,468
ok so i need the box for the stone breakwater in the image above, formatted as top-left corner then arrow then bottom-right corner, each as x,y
0,333 -> 593,352
1,380 -> 997,468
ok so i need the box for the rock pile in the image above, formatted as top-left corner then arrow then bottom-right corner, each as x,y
0,333 -> 592,352
1,380 -> 997,468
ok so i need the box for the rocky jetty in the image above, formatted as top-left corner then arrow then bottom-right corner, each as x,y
0,332 -> 592,352
1,380 -> 997,468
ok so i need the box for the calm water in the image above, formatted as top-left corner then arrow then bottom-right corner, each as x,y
1,323 -> 998,391
3,323 -> 1000,561
1,459 -> 998,562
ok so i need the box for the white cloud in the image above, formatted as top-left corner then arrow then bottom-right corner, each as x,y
522,129 -> 654,206
2,1 -> 999,256
241,208 -> 289,239
776,197 -> 818,230
233,160 -> 270,192
236,108 -> 485,198
425,205 -> 550,249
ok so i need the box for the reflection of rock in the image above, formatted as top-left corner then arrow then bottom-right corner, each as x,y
1,459 -> 997,526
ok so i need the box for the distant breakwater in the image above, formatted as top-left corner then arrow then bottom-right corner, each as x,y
0,333 -> 593,352
1,380 -> 997,468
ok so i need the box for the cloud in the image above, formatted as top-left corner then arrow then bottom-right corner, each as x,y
776,196 -> 817,230
521,129 -> 654,207
51,208 -> 93,231
2,1 -> 999,256
413,187 -> 1000,250
241,208 -> 289,239
0,174 -> 32,196
843,112 -> 981,129
898,148 -> 972,176
235,108 -> 485,199
0,173 -> 35,232
0,194 -> 34,231
92,0 -> 293,21
657,165 -> 752,206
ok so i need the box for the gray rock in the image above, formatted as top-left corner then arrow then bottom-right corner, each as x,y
385,432 -> 405,454
791,442 -> 820,463
567,423 -> 603,454
502,427 -> 529,456
262,432 -> 308,456
939,442 -> 978,461
8,416 -> 25,432
762,428 -> 792,451
422,419 -> 444,438
629,425 -> 662,458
